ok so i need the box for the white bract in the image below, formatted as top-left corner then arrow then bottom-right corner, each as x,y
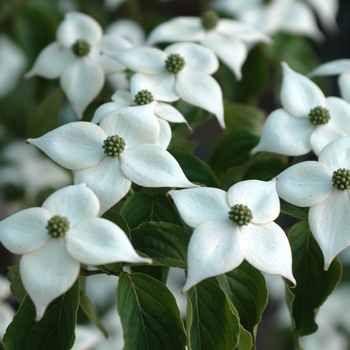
169,179 -> 295,292
27,105 -> 197,215
92,89 -> 191,149
309,59 -> 350,104
252,62 -> 350,156
107,42 -> 225,128
0,184 -> 151,320
276,136 -> 350,269
25,12 -> 132,118
0,275 -> 14,341
146,11 -> 272,79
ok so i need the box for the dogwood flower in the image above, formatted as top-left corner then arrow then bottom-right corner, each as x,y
107,42 -> 225,128
252,62 -> 350,156
25,12 -> 132,118
0,184 -> 151,320
309,59 -> 350,104
91,89 -> 190,149
146,10 -> 271,79
27,104 -> 196,214
168,179 -> 295,292
276,136 -> 350,269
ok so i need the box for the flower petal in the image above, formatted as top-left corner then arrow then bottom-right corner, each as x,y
276,161 -> 332,207
156,118 -> 172,149
130,72 -> 178,102
326,97 -> 350,135
318,136 -> 350,171
42,184 -> 100,226
307,0 -> 338,33
200,33 -> 247,80
25,42 -> 74,79
309,190 -> 350,269
243,222 -> 295,284
281,62 -> 326,118
20,238 -> 80,320
56,12 -> 102,47
67,217 -> 152,264
60,59 -> 104,118
106,18 -> 145,46
251,108 -> 314,156
27,122 -> 106,170
107,47 -> 166,74
0,208 -> 50,254
154,102 -> 189,125
75,157 -> 131,215
175,71 -> 225,128
147,17 -> 204,45
182,221 -> 246,292
165,42 -> 219,75
309,59 -> 350,77
227,179 -> 280,223
91,101 -> 120,124
338,73 -> 350,104
168,187 -> 230,228
121,144 -> 196,188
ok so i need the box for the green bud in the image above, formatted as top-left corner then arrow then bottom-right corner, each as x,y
134,89 -> 154,105
47,215 -> 70,238
165,53 -> 185,74
103,135 -> 126,158
201,10 -> 219,30
332,168 -> 350,191
308,106 -> 331,126
72,39 -> 91,57
228,204 -> 253,226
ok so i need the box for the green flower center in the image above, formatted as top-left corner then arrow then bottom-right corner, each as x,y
72,39 -> 91,57
228,204 -> 253,226
332,168 -> 350,191
308,106 -> 331,126
47,215 -> 70,238
134,89 -> 154,105
201,10 -> 219,30
103,135 -> 126,157
165,53 -> 185,74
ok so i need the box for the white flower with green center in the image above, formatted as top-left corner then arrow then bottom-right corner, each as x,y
168,179 -> 295,292
309,59 -> 350,104
27,104 -> 197,215
25,11 -> 132,119
0,184 -> 151,320
252,62 -> 350,156
91,89 -> 191,149
145,10 -> 271,79
276,136 -> 350,269
107,42 -> 225,128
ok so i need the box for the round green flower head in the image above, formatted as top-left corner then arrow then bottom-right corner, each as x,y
46,215 -> 70,238
103,135 -> 126,158
134,89 -> 154,105
308,106 -> 331,125
228,204 -> 253,226
201,10 -> 219,30
165,53 -> 185,74
332,168 -> 350,190
72,39 -> 91,57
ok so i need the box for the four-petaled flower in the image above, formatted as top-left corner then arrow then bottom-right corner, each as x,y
169,178 -> 295,292
0,184 -> 151,320
252,62 -> 350,156
276,136 -> 350,269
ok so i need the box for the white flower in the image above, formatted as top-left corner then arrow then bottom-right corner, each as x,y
168,179 -> 295,292
252,62 -> 350,156
91,89 -> 191,149
25,12 -> 132,118
0,184 -> 151,320
145,11 -> 271,79
309,59 -> 350,104
0,275 -> 14,341
27,105 -> 197,214
276,136 -> 350,269
107,42 -> 225,128
0,34 -> 26,98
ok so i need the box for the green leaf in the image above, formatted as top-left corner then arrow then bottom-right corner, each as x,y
7,266 -> 26,304
117,272 -> 186,350
287,221 -> 342,336
3,280 -> 79,350
131,221 -> 190,269
131,265 -> 170,284
216,261 -> 268,341
27,86 -> 64,138
102,207 -> 131,238
168,148 -> 220,187
186,279 -> 240,350
280,199 -> 308,220
120,192 -> 183,230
